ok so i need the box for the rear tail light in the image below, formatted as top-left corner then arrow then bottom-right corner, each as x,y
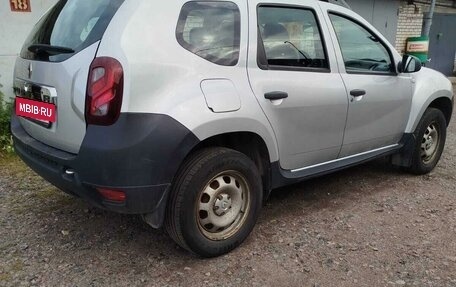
86,57 -> 124,126
97,188 -> 126,203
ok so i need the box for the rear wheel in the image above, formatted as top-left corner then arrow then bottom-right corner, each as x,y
407,108 -> 447,175
165,147 -> 262,257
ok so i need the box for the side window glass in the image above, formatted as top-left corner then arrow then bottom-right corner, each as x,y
176,1 -> 240,66
329,14 -> 393,73
257,6 -> 329,69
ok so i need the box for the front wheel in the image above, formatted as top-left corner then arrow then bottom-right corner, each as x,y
407,107 -> 447,175
165,148 -> 262,257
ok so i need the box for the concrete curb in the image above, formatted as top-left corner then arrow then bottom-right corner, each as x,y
449,77 -> 456,84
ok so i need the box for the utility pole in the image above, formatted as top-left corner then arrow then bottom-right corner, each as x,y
422,0 -> 437,37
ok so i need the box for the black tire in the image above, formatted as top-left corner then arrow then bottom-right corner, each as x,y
165,147 -> 263,257
407,107 -> 447,175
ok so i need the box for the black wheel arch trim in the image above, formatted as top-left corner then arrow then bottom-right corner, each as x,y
78,113 -> 201,187
11,112 -> 200,227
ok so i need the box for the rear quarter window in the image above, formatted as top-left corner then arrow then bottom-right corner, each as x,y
20,0 -> 124,62
176,1 -> 241,66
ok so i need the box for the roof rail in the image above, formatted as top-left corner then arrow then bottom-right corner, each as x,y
319,0 -> 352,10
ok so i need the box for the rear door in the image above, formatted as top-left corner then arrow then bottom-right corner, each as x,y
247,0 -> 348,171
13,0 -> 125,154
321,6 -> 413,157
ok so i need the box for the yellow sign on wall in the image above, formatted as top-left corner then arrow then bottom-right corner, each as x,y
406,40 -> 429,53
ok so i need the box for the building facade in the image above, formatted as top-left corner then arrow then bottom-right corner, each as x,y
396,0 -> 456,76
0,0 -> 58,99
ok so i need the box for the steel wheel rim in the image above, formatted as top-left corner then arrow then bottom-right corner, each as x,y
420,122 -> 440,164
196,171 -> 250,241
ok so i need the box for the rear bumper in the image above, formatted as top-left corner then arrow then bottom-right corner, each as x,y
11,112 -> 199,227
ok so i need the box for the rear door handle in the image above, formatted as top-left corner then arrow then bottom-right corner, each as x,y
350,89 -> 366,97
265,91 -> 288,100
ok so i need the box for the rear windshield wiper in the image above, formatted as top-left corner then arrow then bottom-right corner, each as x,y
28,44 -> 75,56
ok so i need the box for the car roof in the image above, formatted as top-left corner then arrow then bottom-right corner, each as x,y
318,0 -> 352,10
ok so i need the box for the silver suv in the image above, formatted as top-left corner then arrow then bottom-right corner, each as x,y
11,0 -> 454,257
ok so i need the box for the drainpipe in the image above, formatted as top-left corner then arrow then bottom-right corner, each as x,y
422,0 -> 437,37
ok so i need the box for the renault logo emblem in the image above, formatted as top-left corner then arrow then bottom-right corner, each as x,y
28,63 -> 33,79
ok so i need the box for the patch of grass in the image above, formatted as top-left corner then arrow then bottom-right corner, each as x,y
7,181 -> 74,215
0,90 -> 14,154
37,195 -> 77,214
0,156 -> 68,214
32,186 -> 59,201
10,260 -> 24,272
0,260 -> 25,282
0,155 -> 27,175
6,173 -> 77,215
0,273 -> 12,283
32,186 -> 78,210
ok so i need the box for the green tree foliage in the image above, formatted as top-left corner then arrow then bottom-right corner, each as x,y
0,90 -> 14,153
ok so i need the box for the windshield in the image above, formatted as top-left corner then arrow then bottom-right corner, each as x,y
20,0 -> 124,62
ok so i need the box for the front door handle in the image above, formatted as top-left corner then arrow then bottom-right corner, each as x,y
350,89 -> 366,97
265,91 -> 288,100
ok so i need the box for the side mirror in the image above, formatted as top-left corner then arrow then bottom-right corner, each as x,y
398,54 -> 422,73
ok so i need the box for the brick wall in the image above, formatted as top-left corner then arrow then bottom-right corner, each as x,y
396,0 -> 456,73
395,4 -> 424,54
395,0 -> 456,53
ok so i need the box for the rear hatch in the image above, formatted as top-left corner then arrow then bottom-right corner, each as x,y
13,0 -> 124,154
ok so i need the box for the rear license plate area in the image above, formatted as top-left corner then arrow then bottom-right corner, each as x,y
14,80 -> 56,128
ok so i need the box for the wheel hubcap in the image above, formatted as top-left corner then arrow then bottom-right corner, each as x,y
197,171 -> 250,241
214,194 -> 232,216
420,122 -> 439,164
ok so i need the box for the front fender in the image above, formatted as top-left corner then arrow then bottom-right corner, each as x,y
405,68 -> 453,133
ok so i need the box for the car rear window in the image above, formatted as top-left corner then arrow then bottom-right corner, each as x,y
20,0 -> 125,62
176,1 -> 241,66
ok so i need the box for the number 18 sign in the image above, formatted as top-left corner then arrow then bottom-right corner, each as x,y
10,0 -> 31,12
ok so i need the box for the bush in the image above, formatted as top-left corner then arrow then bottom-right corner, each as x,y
0,91 -> 14,153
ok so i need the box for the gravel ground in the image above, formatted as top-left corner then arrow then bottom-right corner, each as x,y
1,98 -> 455,287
